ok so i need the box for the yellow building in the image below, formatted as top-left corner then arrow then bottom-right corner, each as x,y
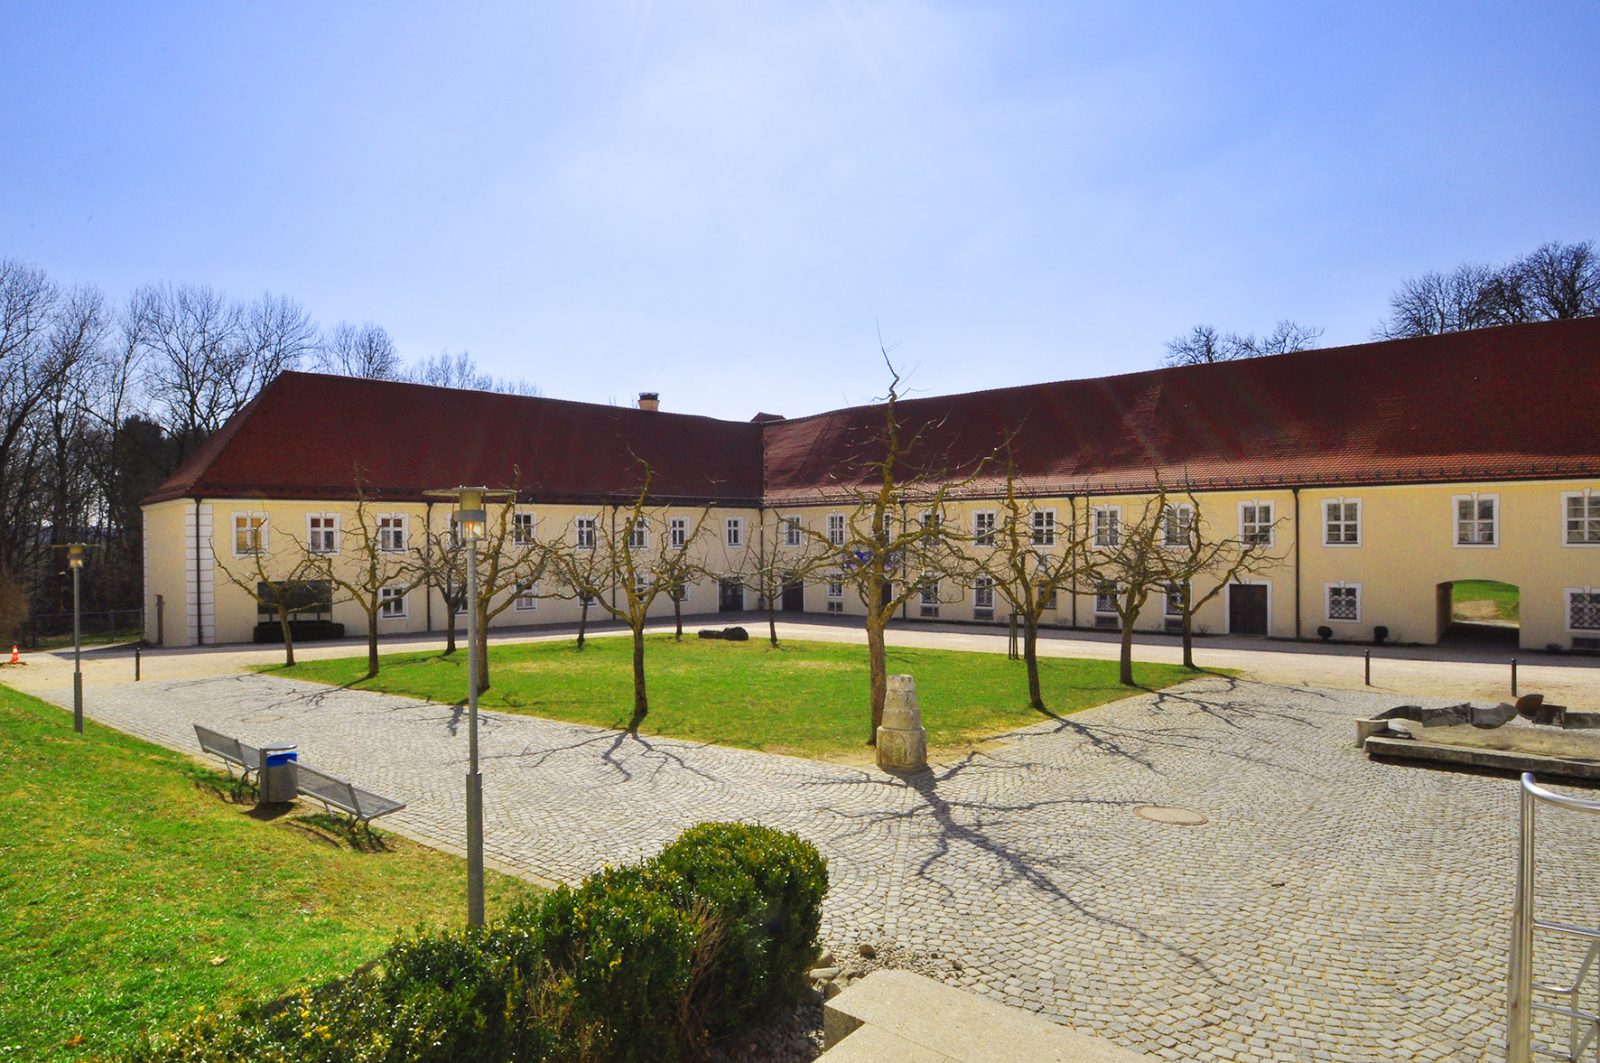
142,319 -> 1600,652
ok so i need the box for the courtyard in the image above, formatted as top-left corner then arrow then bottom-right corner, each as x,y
5,622 -> 1600,1060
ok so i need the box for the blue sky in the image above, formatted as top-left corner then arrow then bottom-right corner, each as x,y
3,2 -> 1597,419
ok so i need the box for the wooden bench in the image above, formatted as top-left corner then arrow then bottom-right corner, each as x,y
193,723 -> 262,784
192,724 -> 406,830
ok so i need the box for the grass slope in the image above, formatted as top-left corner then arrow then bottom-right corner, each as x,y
266,635 -> 1194,757
1452,579 -> 1521,622
0,684 -> 537,1061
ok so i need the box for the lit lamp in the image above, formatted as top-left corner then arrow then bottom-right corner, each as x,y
67,544 -> 86,734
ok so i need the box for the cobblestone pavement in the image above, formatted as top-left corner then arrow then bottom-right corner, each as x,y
17,667 -> 1600,1061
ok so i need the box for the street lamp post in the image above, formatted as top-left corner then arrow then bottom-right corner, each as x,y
68,543 -> 85,733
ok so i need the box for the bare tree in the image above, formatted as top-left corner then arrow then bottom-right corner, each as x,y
1162,321 -> 1322,366
455,498 -> 557,694
1376,240 -> 1599,338
317,321 -> 402,379
969,457 -> 1087,710
408,350 -> 540,396
1080,489 -> 1170,687
735,512 -> 832,648
213,537 -> 326,666
1155,490 -> 1285,669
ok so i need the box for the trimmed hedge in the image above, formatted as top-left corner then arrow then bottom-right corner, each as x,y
128,822 -> 826,1063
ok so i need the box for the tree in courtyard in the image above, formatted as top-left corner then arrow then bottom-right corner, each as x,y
968,455 -> 1089,711
1079,487 -> 1171,687
789,356 -> 990,744
213,533 -> 326,667
550,466 -> 714,725
300,479 -> 426,679
733,512 -> 834,648
1156,490 -> 1286,670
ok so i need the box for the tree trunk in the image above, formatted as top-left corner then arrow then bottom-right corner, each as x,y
767,602 -> 778,648
1119,616 -> 1136,686
366,612 -> 379,678
444,591 -> 458,655
673,594 -> 683,641
1182,612 -> 1196,670
278,609 -> 295,667
631,623 -> 648,724
865,612 -> 887,745
1023,617 -> 1043,710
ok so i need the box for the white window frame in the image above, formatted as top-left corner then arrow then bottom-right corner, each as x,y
973,577 -> 995,612
512,511 -> 536,546
1453,493 -> 1500,549
1566,588 -> 1600,633
726,517 -> 744,548
233,512 -> 268,556
1164,583 -> 1187,619
826,578 -> 844,600
1324,582 -> 1362,624
669,516 -> 688,549
1094,581 -> 1118,617
919,578 -> 940,618
973,510 -> 997,546
576,516 -> 597,550
515,581 -> 539,611
377,513 -> 407,553
670,579 -> 691,604
1091,505 -> 1120,548
634,573 -> 651,598
827,513 -> 846,546
306,513 -> 338,554
1322,497 -> 1362,547
1162,504 -> 1193,548
1562,491 -> 1600,547
379,585 -> 407,619
627,518 -> 648,551
1031,508 -> 1057,547
783,516 -> 802,547
1239,501 -> 1275,546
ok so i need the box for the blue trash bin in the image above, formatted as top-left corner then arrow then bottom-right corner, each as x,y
259,743 -> 298,803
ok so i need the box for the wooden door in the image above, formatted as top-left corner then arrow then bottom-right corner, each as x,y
781,577 -> 805,612
1228,584 -> 1268,635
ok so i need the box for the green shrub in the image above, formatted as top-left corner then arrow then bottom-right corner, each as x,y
649,822 -> 828,1037
128,824 -> 827,1063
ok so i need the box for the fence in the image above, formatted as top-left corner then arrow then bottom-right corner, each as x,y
21,608 -> 144,648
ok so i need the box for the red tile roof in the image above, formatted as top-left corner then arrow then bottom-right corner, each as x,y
147,319 -> 1600,508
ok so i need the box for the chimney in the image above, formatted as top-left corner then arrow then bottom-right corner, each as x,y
637,392 -> 660,412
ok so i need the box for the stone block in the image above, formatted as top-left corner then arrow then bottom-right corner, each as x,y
877,674 -> 928,773
1514,693 -> 1545,719
1355,718 -> 1390,747
1470,703 -> 1517,729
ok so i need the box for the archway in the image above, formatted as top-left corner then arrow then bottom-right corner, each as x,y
1435,579 -> 1519,646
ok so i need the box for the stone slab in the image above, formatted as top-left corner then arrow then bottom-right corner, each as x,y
1365,735 -> 1600,781
820,1022 -> 958,1062
823,970 -> 1145,1062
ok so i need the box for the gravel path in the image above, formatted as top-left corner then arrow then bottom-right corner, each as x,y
8,641 -> 1600,1060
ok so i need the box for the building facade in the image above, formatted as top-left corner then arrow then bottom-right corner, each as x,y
142,319 -> 1600,652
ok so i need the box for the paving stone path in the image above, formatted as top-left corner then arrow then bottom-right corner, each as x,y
30,669 -> 1600,1061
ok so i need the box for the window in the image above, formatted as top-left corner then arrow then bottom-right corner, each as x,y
513,511 -> 536,545
515,582 -> 538,611
628,518 -> 648,551
919,579 -> 940,618
233,513 -> 267,555
973,511 -> 996,546
1092,506 -> 1120,547
578,591 -> 595,607
783,516 -> 802,547
634,573 -> 650,597
827,514 -> 846,546
1162,505 -> 1193,547
827,578 -> 844,614
1323,498 -> 1361,546
1240,502 -> 1275,545
1568,589 -> 1600,632
1564,492 -> 1600,545
1094,581 -> 1118,627
379,585 -> 407,619
1031,509 -> 1056,546
669,517 -> 688,549
307,514 -> 338,554
726,517 -> 744,548
1164,584 -> 1186,618
1036,585 -> 1058,611
576,516 -> 596,550
378,514 -> 406,553
1326,583 -> 1361,623
1454,494 -> 1498,547
670,580 -> 691,603
974,577 -> 995,617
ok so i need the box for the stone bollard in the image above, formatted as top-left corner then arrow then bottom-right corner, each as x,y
876,674 -> 927,773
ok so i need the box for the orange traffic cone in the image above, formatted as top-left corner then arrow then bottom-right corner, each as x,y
7,644 -> 18,665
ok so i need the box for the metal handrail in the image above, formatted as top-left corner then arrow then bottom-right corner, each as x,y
1508,772 -> 1600,1062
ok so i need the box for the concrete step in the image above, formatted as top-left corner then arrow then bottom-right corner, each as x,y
821,970 -> 1145,1062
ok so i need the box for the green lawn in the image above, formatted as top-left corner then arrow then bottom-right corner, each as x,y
1452,579 -> 1521,622
0,684 -> 538,1061
264,636 -> 1195,757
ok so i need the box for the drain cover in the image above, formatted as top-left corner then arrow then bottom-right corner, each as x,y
1134,805 -> 1208,826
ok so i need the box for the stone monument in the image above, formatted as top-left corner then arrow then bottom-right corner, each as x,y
876,674 -> 928,773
